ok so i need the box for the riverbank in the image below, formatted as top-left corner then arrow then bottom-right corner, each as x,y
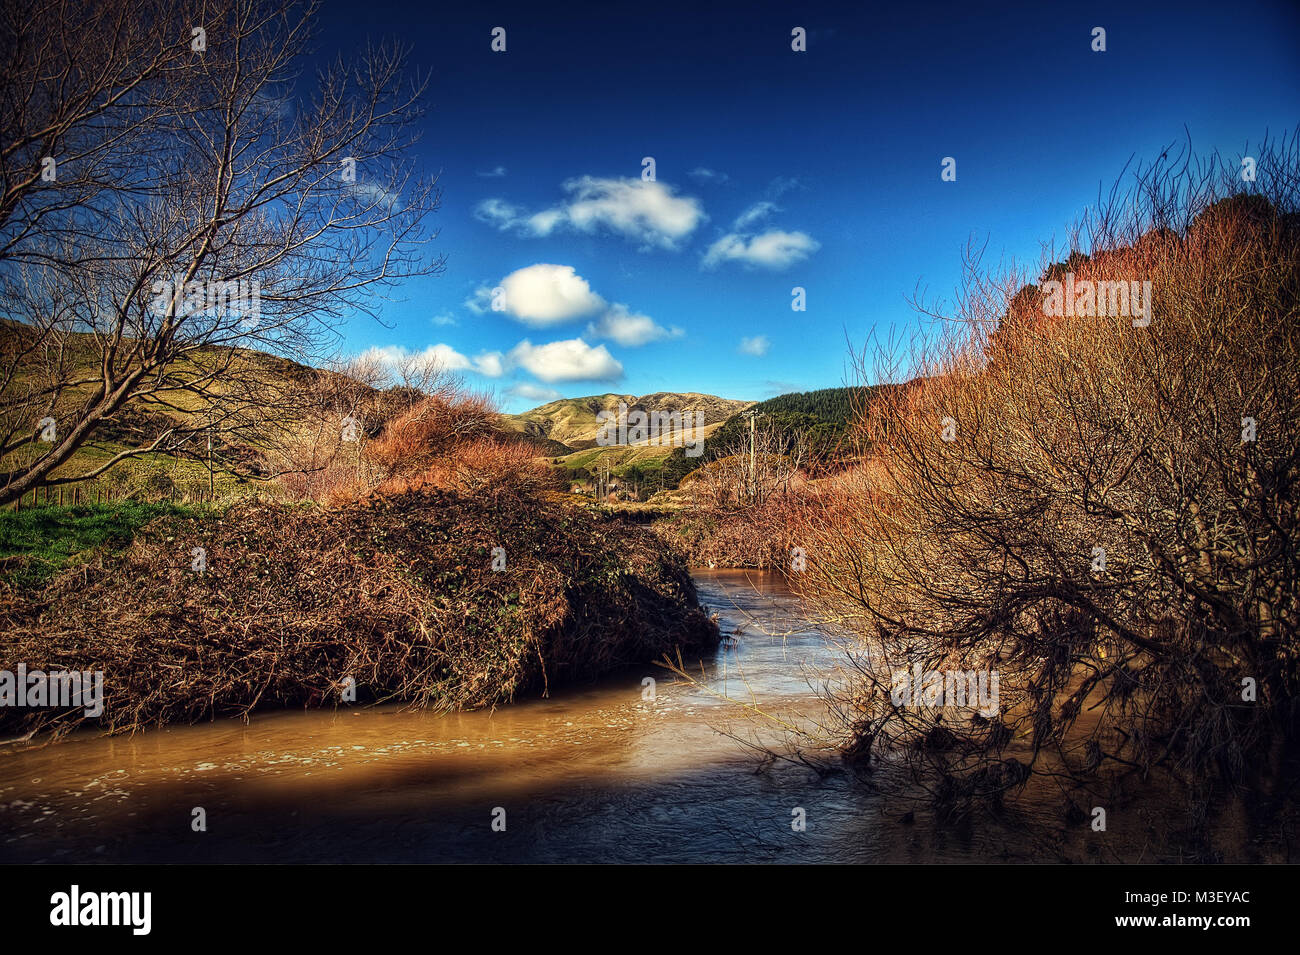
0,489 -> 719,742
0,571 -> 847,863
647,502 -> 804,570
3,569 -> 1280,864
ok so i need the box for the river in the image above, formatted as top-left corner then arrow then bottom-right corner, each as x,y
0,569 -> 1230,863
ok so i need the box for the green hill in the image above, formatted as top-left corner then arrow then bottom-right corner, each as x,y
0,323 -> 553,504
656,384 -> 903,489
503,392 -> 752,450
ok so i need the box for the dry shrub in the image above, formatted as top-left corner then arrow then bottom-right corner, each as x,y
269,357 -> 399,501
320,382 -> 562,501
660,423 -> 816,567
421,436 -> 557,495
372,437 -> 558,499
270,357 -> 502,504
660,482 -> 816,570
799,134 -> 1300,826
366,389 -> 498,478
274,421 -> 366,501
0,488 -> 718,740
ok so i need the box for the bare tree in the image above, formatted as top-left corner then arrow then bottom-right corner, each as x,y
0,0 -> 444,505
690,422 -> 807,510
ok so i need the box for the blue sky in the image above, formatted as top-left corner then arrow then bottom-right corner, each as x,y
313,0 -> 1300,412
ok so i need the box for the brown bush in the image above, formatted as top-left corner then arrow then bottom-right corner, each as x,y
422,435 -> 558,495
0,488 -> 718,740
798,134 -> 1300,826
659,420 -> 817,568
272,368 -> 561,505
366,389 -> 499,479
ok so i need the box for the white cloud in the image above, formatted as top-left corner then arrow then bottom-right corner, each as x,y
475,176 -> 705,250
431,311 -> 457,327
507,382 -> 563,402
702,229 -> 820,270
472,265 -> 670,347
738,335 -> 770,357
476,166 -> 507,178
473,200 -> 565,238
524,207 -> 566,235
345,180 -> 402,213
359,344 -> 503,378
586,303 -> 682,347
487,264 -> 608,326
473,198 -> 523,229
361,335 -> 625,385
361,343 -> 467,373
732,201 -> 778,230
688,167 -> 729,184
507,338 -> 623,383
464,286 -> 492,315
474,351 -> 505,377
766,175 -> 805,198
563,177 -> 703,249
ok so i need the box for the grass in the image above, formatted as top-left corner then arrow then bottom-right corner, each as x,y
555,444 -> 679,482
0,502 -> 198,588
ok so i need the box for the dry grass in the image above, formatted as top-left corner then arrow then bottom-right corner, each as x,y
0,486 -> 718,741
794,135 -> 1300,827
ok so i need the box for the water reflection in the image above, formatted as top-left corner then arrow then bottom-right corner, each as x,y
0,570 -> 1260,862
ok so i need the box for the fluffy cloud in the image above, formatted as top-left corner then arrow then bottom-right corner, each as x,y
474,264 -> 608,326
507,382 -> 563,402
507,338 -> 624,383
738,335 -> 770,357
563,177 -> 703,249
702,229 -> 820,270
586,303 -> 682,346
359,336 -> 623,385
473,351 -> 505,377
471,264 -> 672,347
473,198 -> 523,230
475,176 -> 705,250
358,344 -> 504,378
476,166 -> 507,178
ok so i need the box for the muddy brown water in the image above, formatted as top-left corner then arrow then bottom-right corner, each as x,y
0,570 -> 1241,863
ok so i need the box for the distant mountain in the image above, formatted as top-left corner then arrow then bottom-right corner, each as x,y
704,385 -> 883,457
654,384 -> 906,488
503,392 -> 754,450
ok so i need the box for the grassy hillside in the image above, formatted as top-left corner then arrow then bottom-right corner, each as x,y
545,418 -> 730,489
503,392 -> 752,450
0,501 -> 199,589
4,325 -> 883,507
655,385 -> 901,488
0,322 -> 368,505
0,324 -> 571,505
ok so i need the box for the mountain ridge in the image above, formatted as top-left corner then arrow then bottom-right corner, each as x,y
503,392 -> 754,450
